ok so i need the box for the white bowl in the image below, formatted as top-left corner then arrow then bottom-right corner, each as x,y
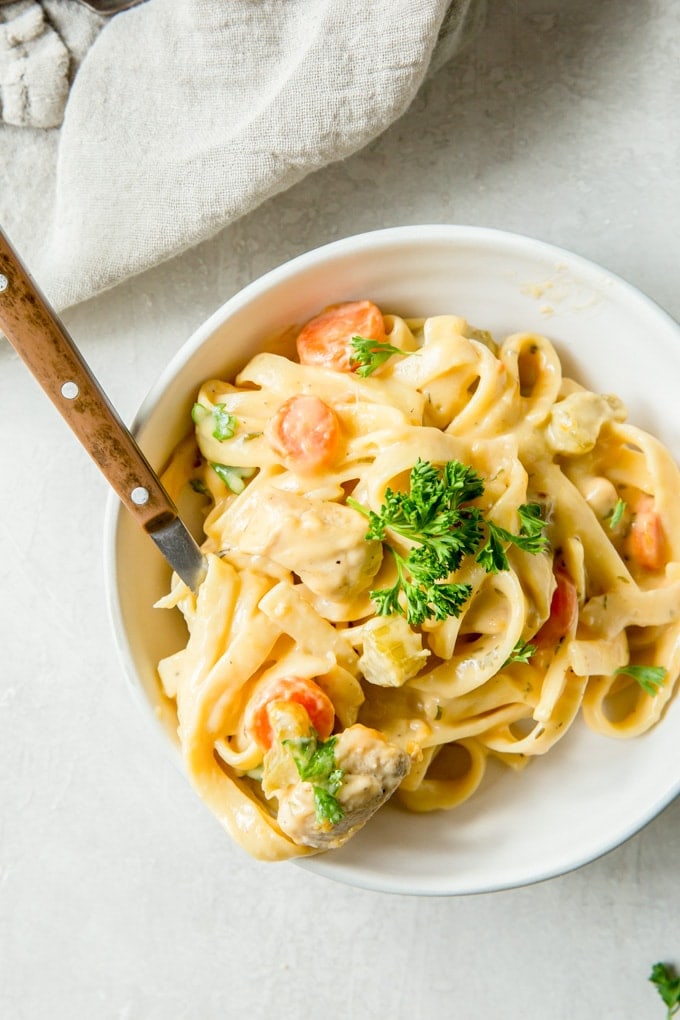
105,225 -> 680,896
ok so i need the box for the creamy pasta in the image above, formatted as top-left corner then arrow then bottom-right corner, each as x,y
156,301 -> 680,861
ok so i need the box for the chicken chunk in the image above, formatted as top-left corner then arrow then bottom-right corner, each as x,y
218,484 -> 382,602
275,723 -> 411,851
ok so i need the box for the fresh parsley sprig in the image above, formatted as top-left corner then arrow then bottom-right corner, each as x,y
478,503 -> 548,573
615,664 -> 667,696
350,334 -> 412,377
650,962 -> 680,1018
359,460 -> 485,571
283,732 -> 345,826
348,459 -> 548,625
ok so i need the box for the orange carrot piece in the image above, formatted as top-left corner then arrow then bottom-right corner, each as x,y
533,569 -> 578,650
246,676 -> 335,750
269,394 -> 340,471
628,495 -> 666,571
296,300 -> 385,372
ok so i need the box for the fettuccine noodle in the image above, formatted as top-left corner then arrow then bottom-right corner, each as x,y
156,303 -> 680,860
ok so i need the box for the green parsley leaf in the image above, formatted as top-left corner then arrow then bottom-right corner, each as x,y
313,787 -> 345,826
503,639 -> 537,666
517,502 -> 548,542
283,732 -> 345,827
370,580 -> 405,619
615,664 -> 667,696
609,497 -> 627,529
284,734 -> 338,782
211,403 -> 238,441
476,524 -> 510,573
480,504 -> 548,571
650,962 -> 680,1018
210,462 -> 256,494
350,334 -> 412,377
423,580 -> 474,622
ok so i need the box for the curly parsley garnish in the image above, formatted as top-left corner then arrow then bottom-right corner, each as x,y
348,458 -> 548,625
615,664 -> 667,696
283,732 -> 344,826
650,962 -> 680,1018
350,334 -> 412,377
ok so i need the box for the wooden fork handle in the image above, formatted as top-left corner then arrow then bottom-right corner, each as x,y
0,226 -> 176,530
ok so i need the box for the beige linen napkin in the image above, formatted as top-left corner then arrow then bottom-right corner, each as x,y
0,0 -> 483,309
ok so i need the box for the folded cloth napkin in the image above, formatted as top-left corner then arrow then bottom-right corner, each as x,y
0,0 -> 483,310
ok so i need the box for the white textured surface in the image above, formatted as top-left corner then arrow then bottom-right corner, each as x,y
1,2 -> 679,1017
1,0 -> 467,309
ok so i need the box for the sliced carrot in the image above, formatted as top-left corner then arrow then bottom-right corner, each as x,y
269,394 -> 340,471
533,569 -> 578,651
628,495 -> 666,571
246,676 -> 335,750
296,300 -> 385,372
